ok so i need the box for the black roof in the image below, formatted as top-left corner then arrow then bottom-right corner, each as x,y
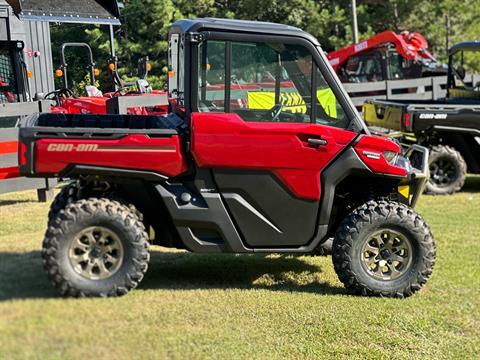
5,0 -> 120,25
170,18 -> 320,46
449,41 -> 480,56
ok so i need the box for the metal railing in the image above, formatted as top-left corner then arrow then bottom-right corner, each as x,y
343,75 -> 480,107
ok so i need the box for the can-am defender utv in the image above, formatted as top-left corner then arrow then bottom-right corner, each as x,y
19,18 -> 435,298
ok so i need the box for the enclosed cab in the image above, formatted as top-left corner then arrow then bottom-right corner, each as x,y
19,19 -> 434,299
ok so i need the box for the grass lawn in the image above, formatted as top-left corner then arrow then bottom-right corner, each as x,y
0,178 -> 479,359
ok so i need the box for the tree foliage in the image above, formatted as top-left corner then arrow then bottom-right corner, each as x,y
50,0 -> 480,91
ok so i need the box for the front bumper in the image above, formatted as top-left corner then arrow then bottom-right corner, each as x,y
397,145 -> 429,207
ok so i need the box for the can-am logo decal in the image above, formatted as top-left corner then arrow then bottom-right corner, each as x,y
362,151 -> 381,160
419,113 -> 448,120
47,144 -> 98,152
46,143 -> 177,153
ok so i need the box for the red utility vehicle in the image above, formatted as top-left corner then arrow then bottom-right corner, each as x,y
19,18 -> 435,298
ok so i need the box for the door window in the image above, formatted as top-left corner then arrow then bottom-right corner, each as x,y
314,68 -> 348,128
229,42 -> 312,123
196,39 -> 349,128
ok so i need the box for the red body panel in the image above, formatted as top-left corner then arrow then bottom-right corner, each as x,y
354,135 -> 407,177
34,134 -> 188,178
0,140 -> 20,180
54,97 -> 109,114
191,113 -> 357,200
327,30 -> 436,72
0,166 -> 20,179
51,92 -> 169,116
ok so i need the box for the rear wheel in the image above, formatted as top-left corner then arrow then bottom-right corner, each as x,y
48,182 -> 143,226
332,200 -> 435,298
48,182 -> 79,226
43,198 -> 150,297
425,145 -> 467,195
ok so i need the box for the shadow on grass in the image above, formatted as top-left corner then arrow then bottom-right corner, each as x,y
461,175 -> 480,193
0,199 -> 37,207
0,250 -> 343,301
142,251 -> 344,296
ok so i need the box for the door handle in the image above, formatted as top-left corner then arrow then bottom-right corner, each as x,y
307,138 -> 328,147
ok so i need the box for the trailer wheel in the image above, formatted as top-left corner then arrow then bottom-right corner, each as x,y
43,198 -> 150,297
332,200 -> 435,298
425,145 -> 467,195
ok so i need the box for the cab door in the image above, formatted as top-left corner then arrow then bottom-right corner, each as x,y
191,37 -> 358,248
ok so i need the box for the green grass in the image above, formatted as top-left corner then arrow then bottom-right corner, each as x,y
0,178 -> 479,359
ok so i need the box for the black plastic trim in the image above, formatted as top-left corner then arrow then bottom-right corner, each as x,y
61,165 -> 168,181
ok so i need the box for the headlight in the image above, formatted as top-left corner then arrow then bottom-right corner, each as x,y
383,150 -> 399,164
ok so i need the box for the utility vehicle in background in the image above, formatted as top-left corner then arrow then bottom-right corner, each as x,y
19,18 -> 435,298
364,41 -> 480,195
328,30 -> 445,83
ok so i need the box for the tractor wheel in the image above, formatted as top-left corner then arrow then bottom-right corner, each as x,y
332,200 -> 435,298
425,145 -> 467,195
43,198 -> 150,297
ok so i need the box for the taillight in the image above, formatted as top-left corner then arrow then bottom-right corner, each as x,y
19,142 -> 27,166
403,113 -> 411,130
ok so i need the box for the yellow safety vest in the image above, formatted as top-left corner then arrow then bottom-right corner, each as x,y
247,88 -> 337,118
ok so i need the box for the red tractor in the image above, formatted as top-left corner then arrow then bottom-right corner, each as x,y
46,43 -> 168,116
19,18 -> 435,298
328,31 -> 445,83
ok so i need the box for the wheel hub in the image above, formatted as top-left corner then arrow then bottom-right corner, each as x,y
360,229 -> 413,281
380,248 -> 391,258
90,247 -> 102,258
68,226 -> 124,281
430,157 -> 457,187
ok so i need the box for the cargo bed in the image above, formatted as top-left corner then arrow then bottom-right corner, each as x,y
19,113 -> 188,179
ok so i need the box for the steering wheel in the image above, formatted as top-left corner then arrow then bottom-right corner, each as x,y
265,103 -> 284,121
44,88 -> 76,105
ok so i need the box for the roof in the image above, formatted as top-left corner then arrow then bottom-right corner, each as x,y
449,41 -> 480,56
5,0 -> 121,25
170,18 -> 320,46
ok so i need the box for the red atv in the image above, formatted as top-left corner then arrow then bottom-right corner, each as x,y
19,18 -> 435,298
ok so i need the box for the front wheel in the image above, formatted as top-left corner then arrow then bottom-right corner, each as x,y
332,200 -> 435,298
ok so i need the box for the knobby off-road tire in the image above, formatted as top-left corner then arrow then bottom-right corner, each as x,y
43,198 -> 150,297
425,145 -> 467,195
47,182 -> 143,227
332,200 -> 435,298
47,182 -> 79,226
